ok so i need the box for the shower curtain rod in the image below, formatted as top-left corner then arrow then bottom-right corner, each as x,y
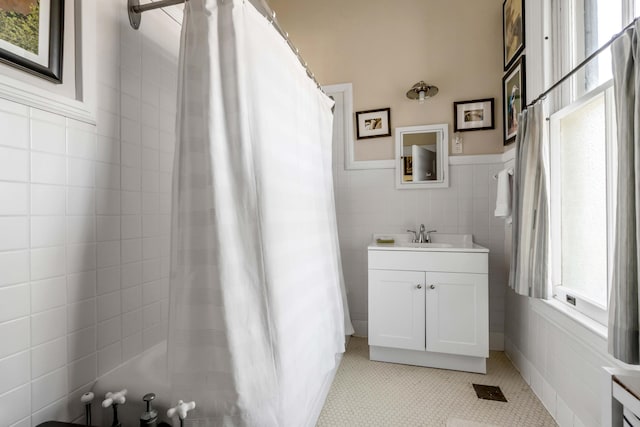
527,16 -> 639,108
128,0 -> 325,92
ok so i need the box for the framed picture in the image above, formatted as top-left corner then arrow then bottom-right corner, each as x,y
0,0 -> 65,83
503,56 -> 526,145
503,0 -> 524,71
453,98 -> 495,132
356,107 -> 391,139
402,156 -> 413,182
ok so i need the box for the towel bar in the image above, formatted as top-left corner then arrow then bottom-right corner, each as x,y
493,168 -> 514,180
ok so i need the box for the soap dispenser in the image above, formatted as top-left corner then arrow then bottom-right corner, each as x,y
140,393 -> 158,427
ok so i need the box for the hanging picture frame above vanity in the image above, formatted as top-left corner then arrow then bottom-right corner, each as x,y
503,56 -> 526,145
453,98 -> 495,132
355,107 -> 391,139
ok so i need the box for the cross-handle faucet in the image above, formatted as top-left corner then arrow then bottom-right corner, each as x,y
418,224 -> 427,243
408,226 -> 437,243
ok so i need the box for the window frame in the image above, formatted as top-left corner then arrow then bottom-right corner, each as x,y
549,0 -> 636,105
542,0 -> 638,325
549,80 -> 615,326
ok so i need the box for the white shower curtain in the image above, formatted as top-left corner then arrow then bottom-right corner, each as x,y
168,0 -> 352,425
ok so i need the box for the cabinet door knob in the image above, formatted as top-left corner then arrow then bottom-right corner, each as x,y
429,285 -> 436,289
416,284 -> 422,289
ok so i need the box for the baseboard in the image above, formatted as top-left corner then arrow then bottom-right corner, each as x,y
504,336 -> 591,427
352,320 -> 368,337
504,336 -> 531,385
489,332 -> 504,351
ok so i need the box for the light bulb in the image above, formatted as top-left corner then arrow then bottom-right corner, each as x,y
419,90 -> 425,104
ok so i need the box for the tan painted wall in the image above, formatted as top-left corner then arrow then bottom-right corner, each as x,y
269,0 -> 505,158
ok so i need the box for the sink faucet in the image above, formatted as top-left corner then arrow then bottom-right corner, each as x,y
417,224 -> 437,243
418,224 -> 427,243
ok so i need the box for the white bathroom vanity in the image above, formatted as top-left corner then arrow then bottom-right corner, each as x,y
367,233 -> 489,374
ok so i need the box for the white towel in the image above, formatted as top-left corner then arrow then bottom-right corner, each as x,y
494,168 -> 512,219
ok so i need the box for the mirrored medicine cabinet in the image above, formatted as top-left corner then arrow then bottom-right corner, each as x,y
395,124 -> 449,189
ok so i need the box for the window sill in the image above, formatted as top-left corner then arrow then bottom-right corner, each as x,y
530,298 -> 608,356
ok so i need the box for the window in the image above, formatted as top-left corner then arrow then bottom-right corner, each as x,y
581,0 -> 621,91
550,84 -> 615,324
551,0 -> 635,101
545,0 -> 632,324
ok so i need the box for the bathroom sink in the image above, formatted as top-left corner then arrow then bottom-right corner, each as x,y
369,233 -> 488,253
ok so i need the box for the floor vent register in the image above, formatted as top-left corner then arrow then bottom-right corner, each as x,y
472,384 -> 508,402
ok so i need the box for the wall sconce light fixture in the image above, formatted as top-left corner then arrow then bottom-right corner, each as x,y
406,81 -> 439,104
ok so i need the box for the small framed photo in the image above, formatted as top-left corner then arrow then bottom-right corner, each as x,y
402,156 -> 413,182
453,98 -> 495,132
356,107 -> 391,139
503,0 -> 525,71
503,55 -> 526,145
0,0 -> 65,83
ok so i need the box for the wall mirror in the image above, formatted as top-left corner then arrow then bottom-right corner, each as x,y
395,124 -> 449,189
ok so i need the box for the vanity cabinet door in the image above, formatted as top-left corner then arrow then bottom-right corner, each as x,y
368,269 -> 425,351
425,272 -> 488,358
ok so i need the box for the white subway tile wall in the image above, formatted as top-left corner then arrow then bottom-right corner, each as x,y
0,1 -> 180,425
31,337 -> 67,379
0,318 -> 30,360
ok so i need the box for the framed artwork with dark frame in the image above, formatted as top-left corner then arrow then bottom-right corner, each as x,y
503,55 -> 526,145
355,107 -> 391,139
453,98 -> 495,132
503,0 -> 524,71
402,156 -> 413,182
0,0 -> 65,83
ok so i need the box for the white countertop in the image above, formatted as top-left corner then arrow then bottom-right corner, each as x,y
367,233 -> 489,253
